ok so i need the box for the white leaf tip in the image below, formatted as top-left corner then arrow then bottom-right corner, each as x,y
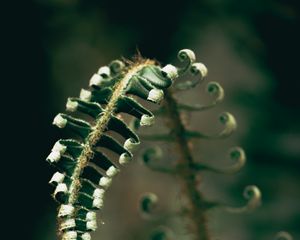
80,89 -> 92,101
54,183 -> 68,195
86,211 -> 97,221
66,99 -> 78,112
119,153 -> 131,165
147,89 -> 164,103
53,114 -> 67,128
87,220 -> 97,231
52,141 -> 67,154
192,62 -> 208,77
58,204 -> 75,217
89,73 -> 103,87
140,114 -> 155,126
60,218 -> 76,231
62,231 -> 77,240
93,188 -> 105,199
93,197 -> 104,209
106,166 -> 119,177
161,64 -> 178,80
123,138 -> 139,152
46,151 -> 61,163
99,177 -> 112,188
97,66 -> 111,77
81,233 -> 91,240
49,172 -> 65,185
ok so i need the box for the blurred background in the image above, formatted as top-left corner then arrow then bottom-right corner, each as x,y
2,0 -> 299,239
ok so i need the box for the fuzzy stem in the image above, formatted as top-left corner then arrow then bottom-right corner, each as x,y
163,89 -> 210,240
61,61 -> 155,230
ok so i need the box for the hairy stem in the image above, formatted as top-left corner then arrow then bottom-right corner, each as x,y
66,61 -> 155,214
163,89 -> 210,240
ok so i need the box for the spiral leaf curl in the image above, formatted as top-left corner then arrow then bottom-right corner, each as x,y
142,147 -> 176,173
275,231 -> 293,240
159,48 -> 207,91
139,192 -> 159,219
192,147 -> 246,174
177,49 -> 196,74
222,185 -> 262,213
150,226 -> 174,240
174,62 -> 208,90
185,112 -> 237,139
177,82 -> 224,112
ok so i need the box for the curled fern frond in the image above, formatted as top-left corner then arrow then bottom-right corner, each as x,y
221,185 -> 262,213
133,49 -> 261,240
184,112 -> 237,140
192,147 -> 246,174
142,147 -> 175,174
174,62 -> 207,90
193,185 -> 261,213
47,57 -> 174,239
139,192 -> 159,219
150,226 -> 174,240
275,231 -> 293,240
177,49 -> 196,74
177,82 -> 224,111
143,147 -> 163,164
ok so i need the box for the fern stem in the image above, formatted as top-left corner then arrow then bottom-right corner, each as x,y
67,61 -> 155,208
163,89 -> 210,240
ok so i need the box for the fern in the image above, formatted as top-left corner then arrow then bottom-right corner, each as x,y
47,57 -> 175,240
137,49 -> 261,240
47,49 -> 288,240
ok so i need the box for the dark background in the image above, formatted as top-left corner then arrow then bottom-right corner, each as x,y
2,0 -> 299,239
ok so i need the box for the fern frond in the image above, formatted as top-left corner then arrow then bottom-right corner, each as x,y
136,49 -> 261,240
47,57 -> 173,240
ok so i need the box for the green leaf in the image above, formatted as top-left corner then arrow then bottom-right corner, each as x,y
67,98 -> 103,118
53,113 -> 91,139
